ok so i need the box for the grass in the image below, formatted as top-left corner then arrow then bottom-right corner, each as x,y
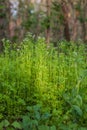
0,35 -> 87,129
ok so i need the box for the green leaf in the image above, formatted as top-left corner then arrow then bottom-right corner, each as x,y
11,121 -> 22,129
58,124 -> 68,130
33,104 -> 41,111
42,112 -> 51,120
0,122 -> 3,129
2,120 -> 10,127
79,127 -> 87,130
75,95 -> 82,106
0,5 -> 5,9
18,98 -> 26,105
26,106 -> 32,111
38,125 -> 50,130
30,119 -> 38,126
72,105 -> 83,116
22,116 -> 30,130
50,125 -> 56,130
35,111 -> 40,120
7,127 -> 14,130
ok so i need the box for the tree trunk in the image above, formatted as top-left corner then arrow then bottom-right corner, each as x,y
0,0 -> 8,51
61,1 -> 70,41
46,0 -> 51,45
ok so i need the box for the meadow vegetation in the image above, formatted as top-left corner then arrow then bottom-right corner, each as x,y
0,35 -> 87,130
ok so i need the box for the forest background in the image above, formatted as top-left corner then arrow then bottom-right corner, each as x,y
0,0 -> 87,130
0,0 -> 87,47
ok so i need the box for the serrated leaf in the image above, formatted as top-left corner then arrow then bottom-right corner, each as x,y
11,121 -> 22,129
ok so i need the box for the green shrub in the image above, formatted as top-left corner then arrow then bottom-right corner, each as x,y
0,36 -> 87,129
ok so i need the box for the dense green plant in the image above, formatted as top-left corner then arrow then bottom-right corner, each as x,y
0,35 -> 87,129
0,104 -> 56,130
21,104 -> 56,130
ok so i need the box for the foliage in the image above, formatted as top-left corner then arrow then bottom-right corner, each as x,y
21,104 -> 55,130
0,35 -> 87,129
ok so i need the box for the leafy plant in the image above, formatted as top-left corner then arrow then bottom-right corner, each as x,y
0,36 -> 87,129
21,104 -> 52,130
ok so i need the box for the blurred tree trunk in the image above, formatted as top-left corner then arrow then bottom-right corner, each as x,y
0,0 -> 9,51
46,0 -> 51,44
61,1 -> 70,41
81,0 -> 87,42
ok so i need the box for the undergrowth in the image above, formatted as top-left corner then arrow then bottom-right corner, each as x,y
0,35 -> 87,130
